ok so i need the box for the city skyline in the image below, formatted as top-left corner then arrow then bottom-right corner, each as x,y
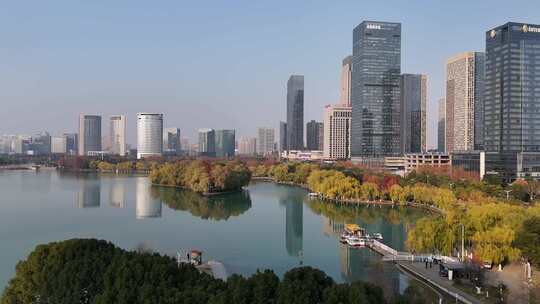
2,2 -> 539,148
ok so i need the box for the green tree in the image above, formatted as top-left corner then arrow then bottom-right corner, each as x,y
515,216 -> 540,267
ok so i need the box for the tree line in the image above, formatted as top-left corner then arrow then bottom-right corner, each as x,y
2,239 -> 424,304
149,160 -> 251,194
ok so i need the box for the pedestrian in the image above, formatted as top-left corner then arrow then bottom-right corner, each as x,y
425,260 -> 428,269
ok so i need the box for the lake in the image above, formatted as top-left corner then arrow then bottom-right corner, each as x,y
0,170 -> 438,300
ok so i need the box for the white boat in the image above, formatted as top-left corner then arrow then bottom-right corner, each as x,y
346,237 -> 366,247
372,233 -> 383,240
308,192 -> 319,198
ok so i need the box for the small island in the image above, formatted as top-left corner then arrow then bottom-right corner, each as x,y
149,160 -> 251,195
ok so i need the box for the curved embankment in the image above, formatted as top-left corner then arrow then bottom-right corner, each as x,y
251,176 -> 443,215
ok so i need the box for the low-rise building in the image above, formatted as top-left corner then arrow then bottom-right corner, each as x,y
281,150 -> 324,162
450,151 -> 485,179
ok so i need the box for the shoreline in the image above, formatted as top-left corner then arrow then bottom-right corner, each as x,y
252,176 -> 443,215
151,182 -> 244,197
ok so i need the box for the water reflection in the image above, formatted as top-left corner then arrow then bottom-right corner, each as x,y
151,186 -> 252,221
308,200 -> 421,252
278,189 -> 304,258
136,178 -> 161,219
76,178 -> 100,208
109,180 -> 125,208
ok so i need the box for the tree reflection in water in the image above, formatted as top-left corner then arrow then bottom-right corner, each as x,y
151,186 -> 252,221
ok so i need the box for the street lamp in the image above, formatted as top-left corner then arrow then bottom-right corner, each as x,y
504,190 -> 512,201
459,223 -> 465,262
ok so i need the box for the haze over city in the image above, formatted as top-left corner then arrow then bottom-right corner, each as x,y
1,0 -> 538,148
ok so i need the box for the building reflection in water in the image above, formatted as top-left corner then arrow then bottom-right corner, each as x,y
136,178 -> 162,219
109,180 -> 125,208
76,178 -> 101,208
319,204 -> 410,299
280,196 -> 303,258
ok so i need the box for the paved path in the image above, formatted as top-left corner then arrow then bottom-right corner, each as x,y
485,263 -> 534,304
397,261 -> 484,304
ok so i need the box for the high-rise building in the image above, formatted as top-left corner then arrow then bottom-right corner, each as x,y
63,133 -> 78,155
286,75 -> 304,151
238,137 -> 257,156
109,115 -> 127,156
180,137 -> 190,154
136,113 -> 163,159
484,23 -> 540,180
215,129 -> 235,158
78,115 -> 101,156
51,136 -> 67,154
340,55 -> 352,106
445,52 -> 485,153
29,132 -> 51,155
400,74 -> 427,153
258,127 -> 275,155
163,128 -> 181,155
437,98 -> 446,152
323,104 -> 352,160
351,21 -> 401,159
306,120 -> 323,151
198,128 -> 215,157
279,121 -> 287,152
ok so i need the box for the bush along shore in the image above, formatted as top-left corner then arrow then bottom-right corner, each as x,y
149,160 -> 251,195
1,238 -> 431,304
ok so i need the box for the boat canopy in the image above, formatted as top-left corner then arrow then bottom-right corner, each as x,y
345,224 -> 362,232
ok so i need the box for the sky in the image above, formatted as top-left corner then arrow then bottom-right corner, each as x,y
1,1 -> 539,148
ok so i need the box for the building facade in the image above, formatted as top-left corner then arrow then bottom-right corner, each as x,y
484,23 -> 540,180
306,120 -> 323,151
215,129 -> 235,158
51,136 -> 67,154
257,127 -> 275,155
238,137 -> 257,156
340,55 -> 352,106
286,75 -> 304,151
163,128 -> 181,155
109,115 -> 126,156
400,74 -> 427,153
198,128 -> 215,157
78,115 -> 102,156
136,113 -> 163,159
445,52 -> 485,153
279,121 -> 287,152
323,104 -> 351,160
437,98 -> 446,152
351,21 -> 401,159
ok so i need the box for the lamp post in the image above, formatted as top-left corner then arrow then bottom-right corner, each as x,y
504,190 -> 512,201
459,223 -> 465,262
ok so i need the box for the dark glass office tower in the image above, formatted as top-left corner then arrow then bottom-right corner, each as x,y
306,120 -> 323,151
286,75 -> 304,151
351,21 -> 401,159
215,129 -> 235,158
279,121 -> 287,152
400,74 -> 427,153
484,22 -> 540,180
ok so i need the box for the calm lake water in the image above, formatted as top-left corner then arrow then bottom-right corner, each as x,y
0,170 -> 438,300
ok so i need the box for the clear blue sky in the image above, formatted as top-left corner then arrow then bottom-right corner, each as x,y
1,1 -> 538,148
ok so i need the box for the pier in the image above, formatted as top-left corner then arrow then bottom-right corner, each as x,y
365,239 -> 481,304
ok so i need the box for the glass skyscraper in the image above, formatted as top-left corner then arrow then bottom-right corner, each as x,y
215,129 -> 235,158
484,22 -> 540,179
351,21 -> 401,159
400,74 -> 427,153
286,75 -> 304,151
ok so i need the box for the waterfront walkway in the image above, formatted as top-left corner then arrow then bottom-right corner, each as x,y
397,261 -> 483,304
366,240 -> 483,303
